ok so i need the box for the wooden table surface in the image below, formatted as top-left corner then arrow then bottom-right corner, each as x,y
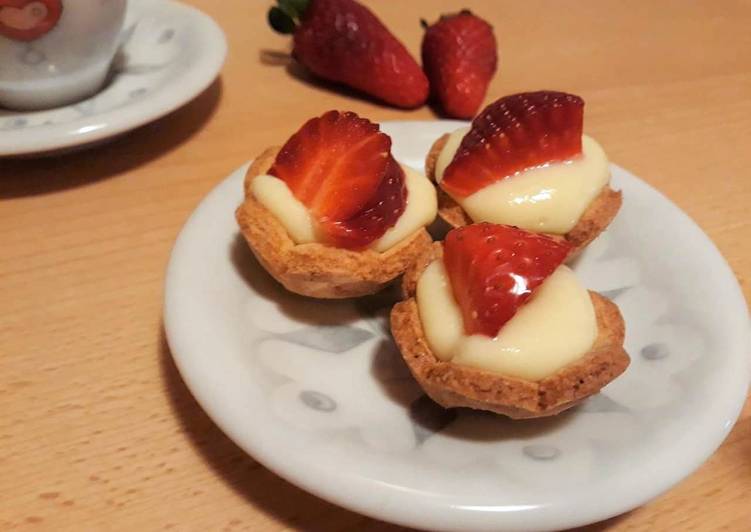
2,0 -> 750,530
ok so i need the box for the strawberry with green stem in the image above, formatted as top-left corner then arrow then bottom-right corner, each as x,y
268,0 -> 429,109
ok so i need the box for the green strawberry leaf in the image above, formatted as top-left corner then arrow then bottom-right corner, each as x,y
278,0 -> 310,19
268,6 -> 296,34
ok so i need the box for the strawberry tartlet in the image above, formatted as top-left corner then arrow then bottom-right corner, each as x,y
425,91 -> 622,252
391,223 -> 629,418
236,110 -> 437,299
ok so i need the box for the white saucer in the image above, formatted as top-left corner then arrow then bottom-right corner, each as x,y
0,0 -> 226,157
164,120 -> 750,531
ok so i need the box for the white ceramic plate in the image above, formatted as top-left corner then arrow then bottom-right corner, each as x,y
0,0 -> 226,157
164,120 -> 750,532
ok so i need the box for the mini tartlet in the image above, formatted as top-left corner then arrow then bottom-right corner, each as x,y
236,111 -> 437,299
391,224 -> 629,418
425,91 -> 622,252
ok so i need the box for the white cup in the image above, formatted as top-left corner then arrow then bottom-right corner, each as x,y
0,0 -> 127,110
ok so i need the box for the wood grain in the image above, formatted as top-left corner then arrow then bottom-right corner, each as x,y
1,0 -> 749,530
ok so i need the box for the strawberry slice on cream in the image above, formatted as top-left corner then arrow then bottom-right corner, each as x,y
390,223 -> 630,417
251,110 -> 437,252
236,111 -> 437,299
419,224 -> 596,380
427,91 -> 620,246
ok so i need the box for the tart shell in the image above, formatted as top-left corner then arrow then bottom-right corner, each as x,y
425,133 -> 623,253
391,243 -> 630,418
236,147 -> 433,299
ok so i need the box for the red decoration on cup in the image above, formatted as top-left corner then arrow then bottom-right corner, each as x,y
0,0 -> 63,42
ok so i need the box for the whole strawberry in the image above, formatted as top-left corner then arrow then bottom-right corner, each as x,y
421,10 -> 497,119
269,0 -> 429,108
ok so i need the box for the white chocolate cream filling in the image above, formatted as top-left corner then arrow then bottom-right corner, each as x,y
251,165 -> 437,252
416,261 -> 597,381
435,129 -> 610,234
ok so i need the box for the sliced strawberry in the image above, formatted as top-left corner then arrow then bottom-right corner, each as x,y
269,110 -> 391,221
323,156 -> 407,249
443,223 -> 572,337
441,91 -> 585,198
268,110 -> 407,249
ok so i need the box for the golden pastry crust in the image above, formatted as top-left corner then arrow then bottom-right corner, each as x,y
236,147 -> 433,299
425,133 -> 623,253
391,242 -> 630,419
